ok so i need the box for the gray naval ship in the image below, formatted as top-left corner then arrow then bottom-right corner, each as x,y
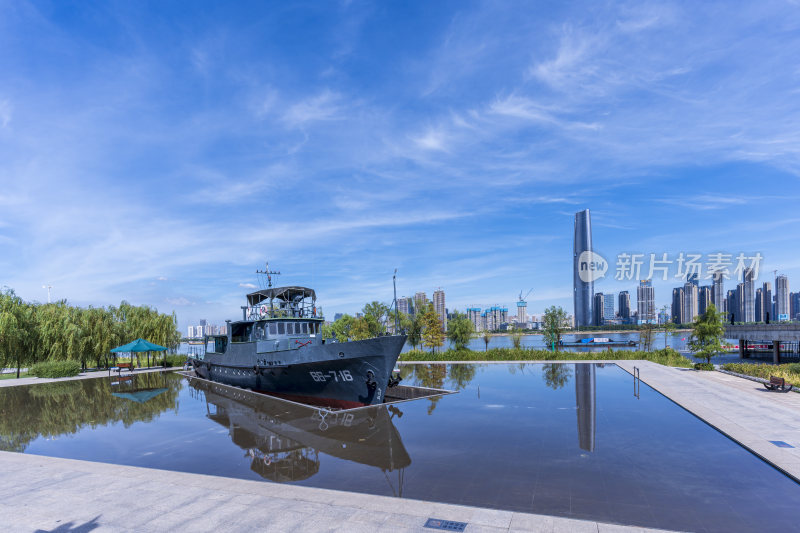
190,280 -> 406,408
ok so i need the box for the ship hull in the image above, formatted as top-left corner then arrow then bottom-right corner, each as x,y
190,335 -> 406,407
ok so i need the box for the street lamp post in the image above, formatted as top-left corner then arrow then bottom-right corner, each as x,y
42,285 -> 52,304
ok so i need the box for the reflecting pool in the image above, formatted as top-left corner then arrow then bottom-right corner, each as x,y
1,364 -> 798,532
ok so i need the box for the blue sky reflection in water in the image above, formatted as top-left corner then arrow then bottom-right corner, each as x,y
1,364 -> 798,532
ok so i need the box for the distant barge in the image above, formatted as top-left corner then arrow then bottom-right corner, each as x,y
559,337 -> 637,347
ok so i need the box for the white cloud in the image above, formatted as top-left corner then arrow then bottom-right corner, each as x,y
283,90 -> 343,126
239,282 -> 257,289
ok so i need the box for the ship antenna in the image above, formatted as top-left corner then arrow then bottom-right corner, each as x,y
393,268 -> 399,334
256,262 -> 281,289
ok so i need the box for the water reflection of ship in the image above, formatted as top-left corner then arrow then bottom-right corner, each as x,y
188,378 -> 411,492
574,363 -> 596,452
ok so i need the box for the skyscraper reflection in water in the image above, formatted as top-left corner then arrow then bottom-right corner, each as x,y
575,364 -> 596,452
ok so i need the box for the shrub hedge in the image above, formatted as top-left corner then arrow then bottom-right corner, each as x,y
29,360 -> 82,378
721,362 -> 800,384
694,362 -> 715,371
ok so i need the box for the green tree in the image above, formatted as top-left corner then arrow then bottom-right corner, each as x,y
542,306 -> 568,350
0,289 -> 32,378
689,303 -> 726,364
330,314 -> 355,342
661,305 -> 676,350
362,301 -> 389,336
446,311 -> 474,350
482,331 -> 491,351
420,302 -> 444,354
542,363 -> 572,390
403,312 -> 423,350
639,321 -> 654,351
510,329 -> 523,349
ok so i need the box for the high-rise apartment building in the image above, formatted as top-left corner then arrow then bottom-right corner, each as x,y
682,282 -> 698,324
776,275 -> 790,320
762,282 -> 772,322
637,280 -> 655,323
433,289 -> 447,330
397,297 -> 411,316
467,308 -> 482,332
712,272 -> 726,313
516,299 -> 527,325
618,291 -> 631,321
672,287 -> 684,324
187,326 -> 195,338
573,209 -> 594,328
414,292 -> 428,314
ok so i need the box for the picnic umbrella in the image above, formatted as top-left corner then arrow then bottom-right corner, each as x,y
110,338 -> 168,369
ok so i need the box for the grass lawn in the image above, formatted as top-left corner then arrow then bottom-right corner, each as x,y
0,371 -> 31,380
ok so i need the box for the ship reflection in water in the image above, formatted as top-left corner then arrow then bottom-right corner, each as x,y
187,377 -> 411,490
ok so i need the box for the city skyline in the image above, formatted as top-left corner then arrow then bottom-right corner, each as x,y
3,2 -> 800,331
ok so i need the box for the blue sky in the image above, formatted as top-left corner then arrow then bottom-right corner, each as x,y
1,1 -> 800,330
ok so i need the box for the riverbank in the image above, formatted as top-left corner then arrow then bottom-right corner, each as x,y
400,347 -> 694,367
484,329 -> 692,336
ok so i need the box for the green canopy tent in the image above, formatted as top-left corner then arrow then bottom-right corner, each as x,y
110,338 -> 168,369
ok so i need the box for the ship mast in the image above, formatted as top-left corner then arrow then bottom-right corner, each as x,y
257,262 -> 281,316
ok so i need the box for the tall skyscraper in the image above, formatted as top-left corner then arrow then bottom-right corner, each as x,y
712,272 -> 726,313
762,282 -> 772,322
791,292 -> 800,320
516,299 -> 527,324
727,289 -> 738,323
593,293 -> 605,326
603,292 -> 615,321
433,289 -> 447,330
698,286 -> 712,316
687,272 -> 700,287
743,267 -> 755,323
672,287 -> 684,324
637,280 -> 655,323
776,275 -> 790,320
618,291 -> 631,321
683,282 -> 698,324
755,287 -> 764,322
736,283 -> 745,323
573,209 -> 593,328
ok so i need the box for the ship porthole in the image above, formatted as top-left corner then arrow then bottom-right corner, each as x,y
338,352 -> 345,358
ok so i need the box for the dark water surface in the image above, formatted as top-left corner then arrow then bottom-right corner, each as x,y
1,364 -> 797,532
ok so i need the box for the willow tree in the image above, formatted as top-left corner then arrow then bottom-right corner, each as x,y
542,306 -> 569,350
446,311 -> 474,351
0,289 -> 36,377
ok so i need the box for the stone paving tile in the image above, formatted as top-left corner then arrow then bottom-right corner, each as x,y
614,360 -> 800,481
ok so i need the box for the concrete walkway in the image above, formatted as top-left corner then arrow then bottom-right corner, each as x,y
613,360 -> 800,481
0,366 -> 181,388
0,452 -> 672,533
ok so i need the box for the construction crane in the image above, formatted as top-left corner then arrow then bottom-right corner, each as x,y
518,288 -> 533,303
